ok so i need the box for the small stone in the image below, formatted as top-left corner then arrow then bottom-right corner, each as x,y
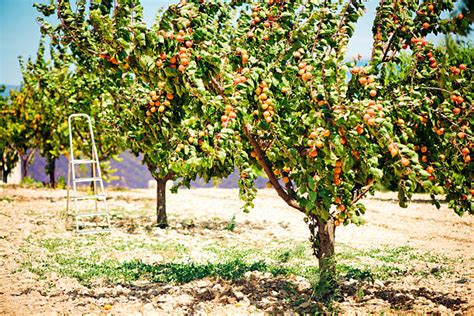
143,303 -> 156,314
455,278 -> 469,284
50,272 -> 59,281
346,278 -> 358,286
211,283 -> 222,292
373,280 -> 385,288
294,276 -> 311,291
438,305 -> 448,312
194,302 -> 206,313
233,291 -> 245,300
154,228 -> 165,237
244,271 -> 261,280
299,301 -> 311,309
430,266 -> 440,274
195,280 -> 210,288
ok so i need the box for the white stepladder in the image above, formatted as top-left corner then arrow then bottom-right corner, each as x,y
66,114 -> 111,234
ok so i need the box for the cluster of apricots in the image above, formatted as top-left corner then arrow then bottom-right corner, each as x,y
232,70 -> 248,86
388,143 -> 399,158
334,195 -> 349,226
307,128 -> 330,158
248,2 -> 279,33
145,90 -> 173,117
155,42 -> 193,73
351,67 -> 377,97
221,104 -> 237,128
363,100 -> 384,127
292,47 -> 305,60
176,129 -> 207,151
297,61 -> 313,82
402,36 -> 428,51
333,160 -> 344,186
160,26 -> 191,42
461,147 -> 471,163
449,63 -> 466,75
415,144 -> 430,163
237,48 -> 249,65
273,167 -> 291,185
420,50 -> 438,69
255,81 -> 275,124
451,93 -> 464,105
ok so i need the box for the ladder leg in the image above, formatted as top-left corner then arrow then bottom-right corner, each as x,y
65,161 -> 70,218
92,161 -> 98,228
71,162 -> 80,232
89,115 -> 111,231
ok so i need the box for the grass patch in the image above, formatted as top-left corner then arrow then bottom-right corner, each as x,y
271,243 -> 309,262
18,234 -> 458,288
0,196 -> 14,203
21,254 -> 290,286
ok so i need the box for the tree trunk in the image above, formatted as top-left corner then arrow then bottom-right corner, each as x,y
21,149 -> 36,179
46,156 -> 56,188
309,215 -> 337,298
155,177 -> 168,228
2,168 -> 7,183
317,217 -> 336,290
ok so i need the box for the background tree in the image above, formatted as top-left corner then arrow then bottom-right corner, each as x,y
19,39 -> 72,188
0,85 -> 41,182
0,86 -> 22,183
39,0 -> 241,227
8,36 -> 124,187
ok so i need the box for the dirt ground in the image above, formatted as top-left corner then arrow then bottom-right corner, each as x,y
0,185 -> 473,315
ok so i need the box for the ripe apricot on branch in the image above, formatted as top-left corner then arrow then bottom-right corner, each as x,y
401,158 -> 410,167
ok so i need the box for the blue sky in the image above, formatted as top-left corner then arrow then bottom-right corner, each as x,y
0,1 -> 470,85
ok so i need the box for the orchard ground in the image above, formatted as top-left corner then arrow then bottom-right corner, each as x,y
0,185 -> 473,315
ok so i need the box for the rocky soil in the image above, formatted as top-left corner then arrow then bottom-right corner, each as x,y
0,186 -> 473,315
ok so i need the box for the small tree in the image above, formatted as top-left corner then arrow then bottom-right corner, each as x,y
0,85 -> 41,182
0,86 -> 22,182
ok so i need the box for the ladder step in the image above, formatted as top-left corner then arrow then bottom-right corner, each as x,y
77,228 -> 111,235
73,177 -> 102,183
72,194 -> 106,201
71,159 -> 97,164
76,211 -> 109,217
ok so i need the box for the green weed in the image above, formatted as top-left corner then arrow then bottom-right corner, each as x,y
225,214 -> 236,231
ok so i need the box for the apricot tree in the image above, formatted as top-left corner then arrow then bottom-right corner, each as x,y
11,36 -> 124,187
49,0 -> 472,292
0,86 -> 23,182
41,0 -> 242,226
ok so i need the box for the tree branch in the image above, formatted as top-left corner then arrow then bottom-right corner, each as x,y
242,123 -> 304,213
351,182 -> 374,205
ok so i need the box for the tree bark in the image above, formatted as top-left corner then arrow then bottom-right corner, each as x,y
317,217 -> 336,290
155,177 -> 168,228
46,156 -> 56,188
21,157 -> 27,179
2,168 -> 7,183
20,149 -> 36,179
309,215 -> 337,297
